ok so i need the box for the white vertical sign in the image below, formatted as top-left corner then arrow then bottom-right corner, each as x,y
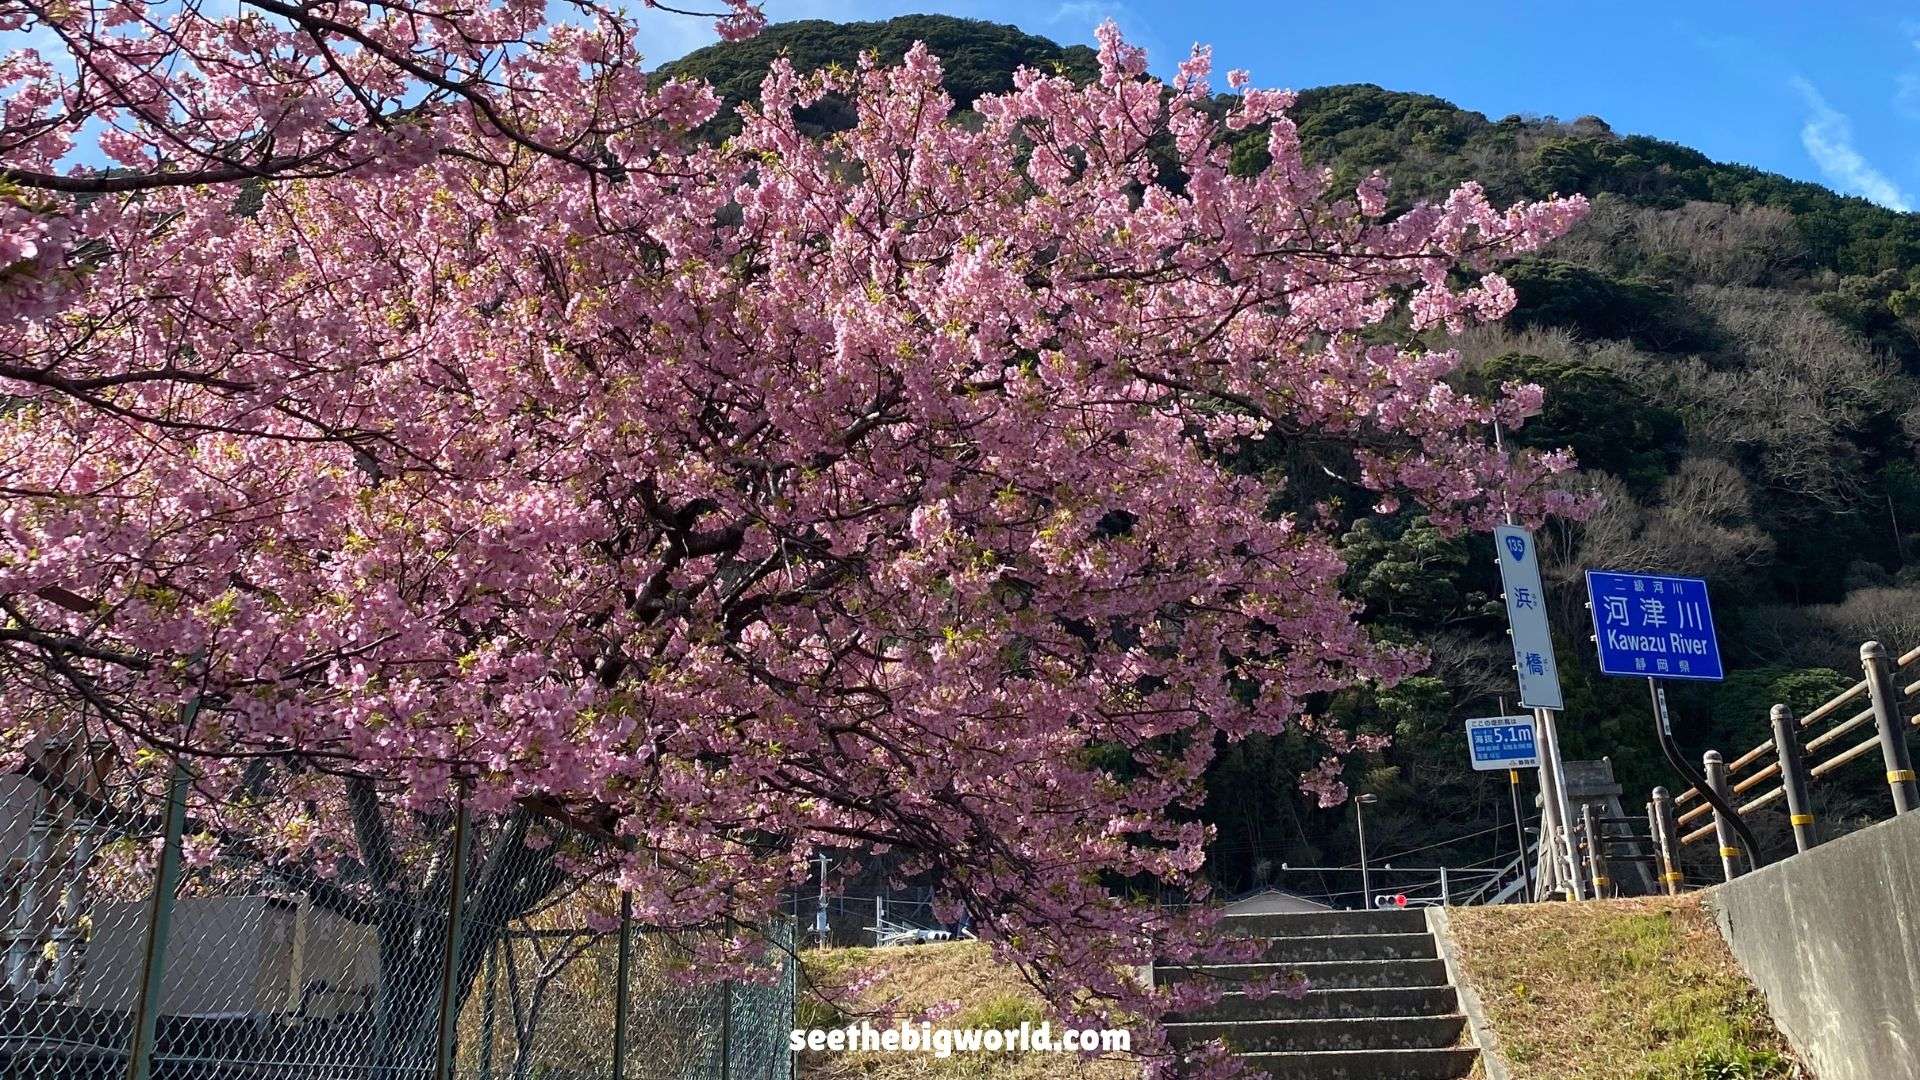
1494,525 -> 1563,710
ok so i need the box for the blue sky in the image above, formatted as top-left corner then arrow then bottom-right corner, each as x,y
643,1 -> 1920,212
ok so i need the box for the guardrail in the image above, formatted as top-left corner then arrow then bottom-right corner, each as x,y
1652,640 -> 1920,888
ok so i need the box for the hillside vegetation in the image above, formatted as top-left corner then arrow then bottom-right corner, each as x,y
668,15 -> 1920,891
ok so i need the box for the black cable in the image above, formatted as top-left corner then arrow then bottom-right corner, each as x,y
1649,679 -> 1766,869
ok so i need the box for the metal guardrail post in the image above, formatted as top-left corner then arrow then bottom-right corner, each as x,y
433,790 -> 473,1080
1861,641 -> 1920,814
1569,804 -> 1590,893
1704,751 -> 1743,881
1770,704 -> 1820,853
125,745 -> 193,1080
612,892 -> 633,1080
1646,800 -> 1666,893
1650,679 -> 1764,868
1582,802 -> 1609,897
1651,786 -> 1684,895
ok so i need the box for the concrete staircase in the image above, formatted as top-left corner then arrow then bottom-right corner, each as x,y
1160,909 -> 1479,1079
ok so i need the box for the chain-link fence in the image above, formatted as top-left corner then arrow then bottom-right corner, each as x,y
0,735 -> 794,1080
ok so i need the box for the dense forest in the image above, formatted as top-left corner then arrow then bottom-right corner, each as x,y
666,17 -> 1920,895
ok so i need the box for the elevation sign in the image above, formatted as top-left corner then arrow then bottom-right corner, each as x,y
1584,570 -> 1724,681
1466,715 -> 1540,771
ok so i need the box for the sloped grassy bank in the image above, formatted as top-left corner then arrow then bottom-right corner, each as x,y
1446,896 -> 1798,1080
796,941 -> 1138,1079
795,896 -> 1797,1079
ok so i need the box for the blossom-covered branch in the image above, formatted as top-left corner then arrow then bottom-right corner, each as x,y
1,21 -> 1585,1076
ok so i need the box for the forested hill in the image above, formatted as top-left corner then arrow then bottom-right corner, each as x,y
668,15 -> 1920,891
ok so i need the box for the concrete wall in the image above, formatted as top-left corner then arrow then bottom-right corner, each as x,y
1708,809 -> 1920,1080
70,895 -> 382,1016
75,896 -> 274,1014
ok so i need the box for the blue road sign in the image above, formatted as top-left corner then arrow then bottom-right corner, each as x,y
1466,715 -> 1539,771
1585,570 -> 1724,681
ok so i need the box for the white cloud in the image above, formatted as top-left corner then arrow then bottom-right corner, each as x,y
1898,71 -> 1920,119
1791,76 -> 1911,211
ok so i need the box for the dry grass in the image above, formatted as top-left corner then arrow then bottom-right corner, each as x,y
1447,895 -> 1799,1080
796,942 -> 1140,1080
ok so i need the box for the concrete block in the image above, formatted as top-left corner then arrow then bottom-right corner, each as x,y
1254,933 -> 1438,963
1708,809 -> 1920,1080
1234,1047 -> 1479,1079
1167,1015 -> 1467,1052
1221,909 -> 1427,937
1168,986 -> 1459,1023
1157,958 -> 1449,989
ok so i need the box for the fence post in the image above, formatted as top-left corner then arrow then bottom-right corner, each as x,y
432,789 -> 472,1080
1581,802 -> 1609,898
1650,786 -> 1683,895
479,942 -> 498,1080
1860,641 -> 1920,815
612,892 -> 633,1080
1770,703 -> 1820,854
1704,751 -> 1743,881
1438,865 -> 1450,906
721,977 -> 735,1080
124,748 -> 193,1080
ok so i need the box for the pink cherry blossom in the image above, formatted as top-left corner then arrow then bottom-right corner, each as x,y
0,15 -> 1587,1076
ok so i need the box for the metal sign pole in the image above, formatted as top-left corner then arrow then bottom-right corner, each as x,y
1356,798 -> 1372,911
1490,422 -> 1577,900
1534,708 -> 1586,900
1509,769 -> 1532,902
814,853 -> 830,943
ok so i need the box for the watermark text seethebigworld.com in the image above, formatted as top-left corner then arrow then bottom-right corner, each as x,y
791,1020 -> 1130,1058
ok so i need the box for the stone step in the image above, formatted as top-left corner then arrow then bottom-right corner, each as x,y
1220,908 -> 1428,938
1234,1047 -> 1481,1079
1157,958 -> 1450,989
1252,933 -> 1438,963
1167,1015 -> 1468,1053
1169,986 -> 1459,1023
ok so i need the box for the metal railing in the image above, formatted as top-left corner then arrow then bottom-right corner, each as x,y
1249,865 -> 1510,909
0,736 -> 795,1080
1651,639 -> 1920,889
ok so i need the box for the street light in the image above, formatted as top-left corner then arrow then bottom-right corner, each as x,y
1354,794 -> 1379,911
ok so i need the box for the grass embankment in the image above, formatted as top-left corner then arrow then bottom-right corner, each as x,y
797,941 -> 1138,1079
1447,895 -> 1798,1080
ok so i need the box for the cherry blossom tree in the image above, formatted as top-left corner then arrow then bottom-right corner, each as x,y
1,6 -> 1586,1072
